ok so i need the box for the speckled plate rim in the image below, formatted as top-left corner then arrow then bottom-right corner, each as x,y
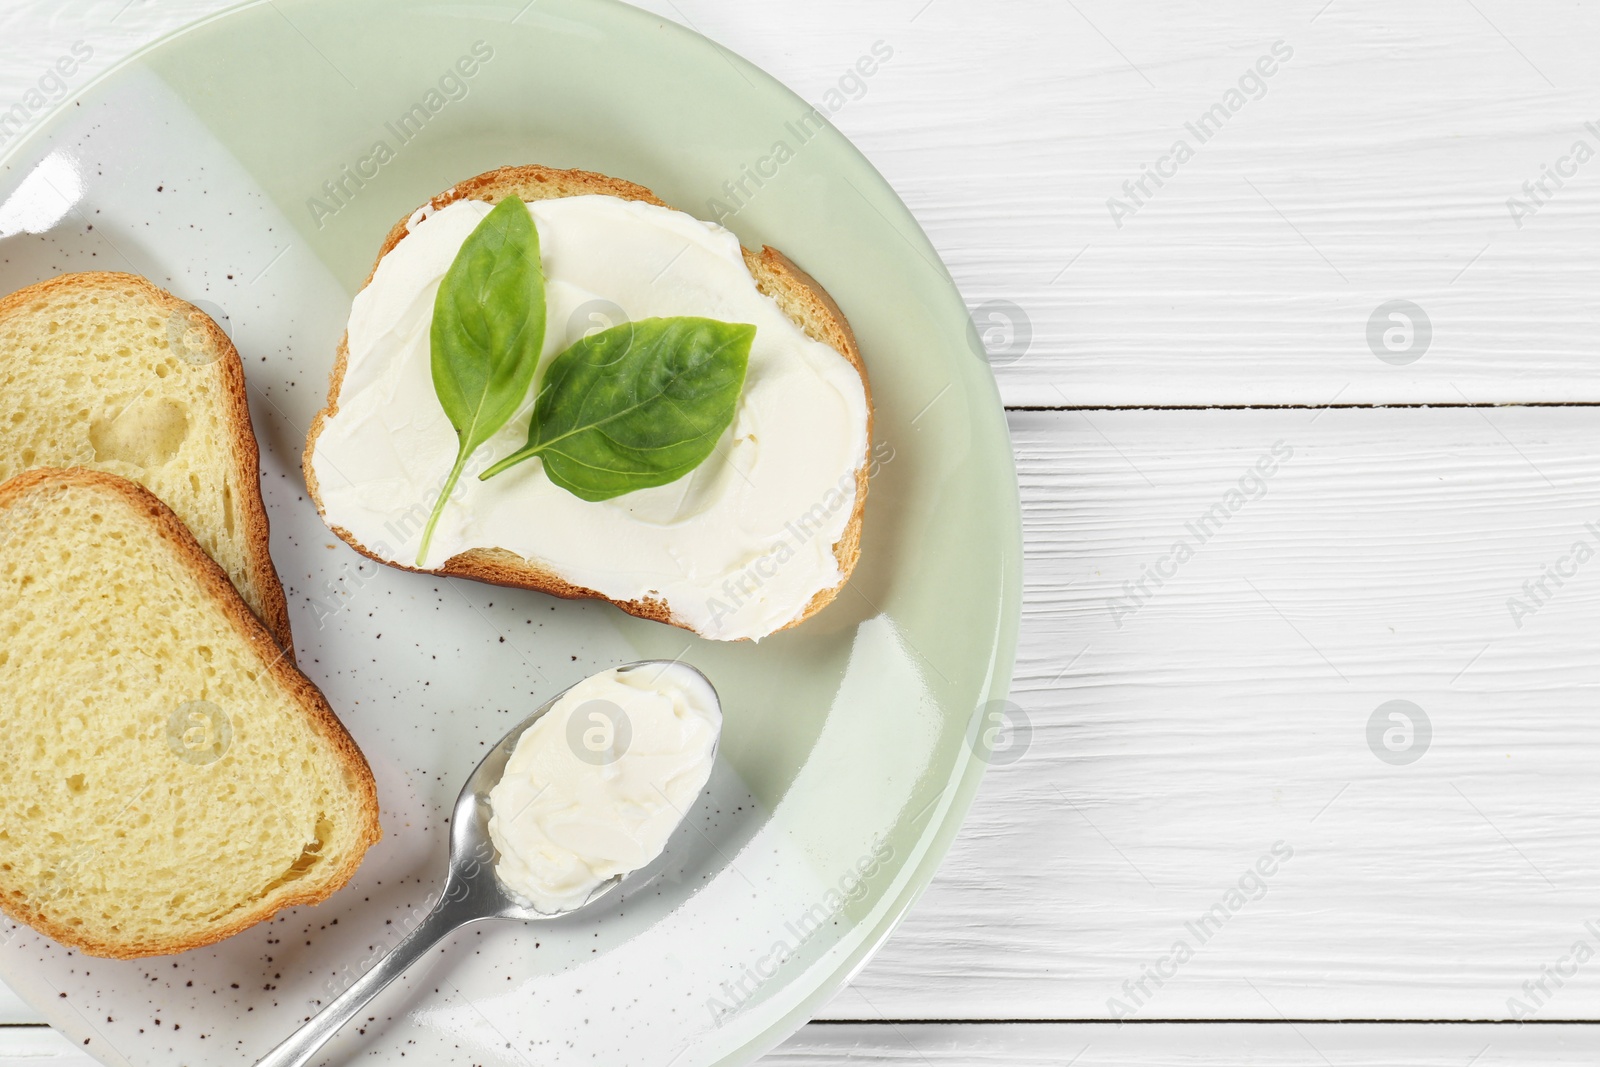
0,2 -> 1024,1063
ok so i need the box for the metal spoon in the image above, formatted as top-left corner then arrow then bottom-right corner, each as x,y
255,660 -> 717,1067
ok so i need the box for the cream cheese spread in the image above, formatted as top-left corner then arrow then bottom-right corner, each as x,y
485,663 -> 721,913
310,194 -> 870,640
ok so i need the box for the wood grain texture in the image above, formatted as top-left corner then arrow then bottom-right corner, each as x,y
769,1023 -> 1598,1065
0,1027 -> 93,1064
701,0 -> 1600,406
830,409 -> 1600,1020
5,1021 -> 1595,1066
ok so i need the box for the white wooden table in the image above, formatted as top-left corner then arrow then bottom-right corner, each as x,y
6,0 -> 1600,1062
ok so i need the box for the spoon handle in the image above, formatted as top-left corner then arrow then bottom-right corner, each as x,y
254,886 -> 479,1067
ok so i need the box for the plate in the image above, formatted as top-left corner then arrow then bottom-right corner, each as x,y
0,1 -> 1021,1063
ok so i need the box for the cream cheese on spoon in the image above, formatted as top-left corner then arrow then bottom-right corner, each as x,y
309,194 -> 870,641
485,663 -> 721,913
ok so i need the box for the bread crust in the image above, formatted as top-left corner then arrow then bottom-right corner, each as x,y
0,272 -> 296,657
303,164 -> 873,638
0,467 -> 380,959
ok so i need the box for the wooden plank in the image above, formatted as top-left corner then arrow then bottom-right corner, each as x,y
698,0 -> 1600,407
7,0 -> 1599,406
766,1023 -> 1599,1065
3,1020 -> 1598,1065
0,1027 -> 96,1064
825,408 -> 1600,1020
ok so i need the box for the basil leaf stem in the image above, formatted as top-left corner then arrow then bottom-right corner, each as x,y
417,196 -> 546,566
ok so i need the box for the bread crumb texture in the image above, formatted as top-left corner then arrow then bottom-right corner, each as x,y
0,274 -> 273,638
0,472 -> 375,958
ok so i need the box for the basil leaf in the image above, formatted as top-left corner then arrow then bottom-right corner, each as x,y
417,196 -> 546,565
480,316 -> 753,502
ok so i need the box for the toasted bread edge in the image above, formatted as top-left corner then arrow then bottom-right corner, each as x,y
302,163 -> 873,639
0,467 -> 380,959
0,271 -> 296,658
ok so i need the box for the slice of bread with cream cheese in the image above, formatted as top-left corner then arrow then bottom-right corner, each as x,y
304,165 -> 872,641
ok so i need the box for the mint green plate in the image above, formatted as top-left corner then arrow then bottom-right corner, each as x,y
0,1 -> 1020,1063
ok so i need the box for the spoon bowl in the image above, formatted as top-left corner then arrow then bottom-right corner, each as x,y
255,659 -> 718,1067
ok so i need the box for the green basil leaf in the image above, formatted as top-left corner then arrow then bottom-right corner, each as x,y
417,196 -> 545,565
480,316 -> 753,502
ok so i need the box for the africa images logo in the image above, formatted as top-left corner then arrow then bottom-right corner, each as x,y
0,42 -> 93,149
1106,41 -> 1294,229
306,41 -> 495,229
1107,440 -> 1294,628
